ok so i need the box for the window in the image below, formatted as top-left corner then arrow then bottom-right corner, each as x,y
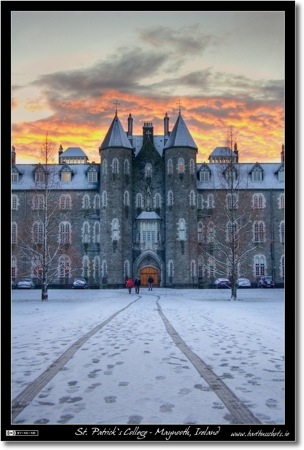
102,159 -> 108,175
167,159 -> 173,175
278,167 -> 284,182
167,190 -> 174,206
207,222 -> 215,243
198,256 -> 204,278
82,222 -> 90,243
59,222 -> 71,244
226,193 -> 238,209
102,191 -> 108,207
82,194 -> 90,209
197,194 -> 203,209
12,222 -> 17,244
140,221 -> 158,244
12,170 -> 19,183
35,169 -> 47,183
178,219 -> 186,241
198,221 -> 203,242
279,221 -> 285,243
82,256 -> 90,278
124,191 -> 130,206
112,158 -> 119,174
136,193 -> 144,208
253,221 -> 266,242
59,194 -> 72,210
224,166 -> 237,182
278,193 -> 285,209
87,170 -> 98,183
93,222 -> 100,243
61,171 -> 71,183
168,260 -> 174,277
207,257 -> 215,278
124,159 -> 130,174
190,260 -> 196,278
12,194 -> 18,210
200,167 -> 210,182
59,254 -> 71,278
102,260 -> 108,278
189,190 -> 196,206
154,193 -> 161,209
93,194 -> 100,210
93,256 -> 100,280
124,260 -> 130,278
32,194 -> 45,210
33,221 -> 44,244
177,158 -> 185,174
145,163 -> 152,178
111,219 -> 119,241
227,220 -> 238,242
252,193 -> 265,209
32,256 -> 43,279
189,159 -> 195,175
252,167 -> 263,181
12,256 -> 17,280
280,255 -> 285,279
254,255 -> 266,277
206,194 -> 214,209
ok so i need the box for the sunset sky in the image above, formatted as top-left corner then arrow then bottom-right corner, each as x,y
11,9 -> 287,164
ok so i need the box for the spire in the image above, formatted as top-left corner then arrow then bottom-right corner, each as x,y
164,113 -> 197,150
99,114 -> 133,151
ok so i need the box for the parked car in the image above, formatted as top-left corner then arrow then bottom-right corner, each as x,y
236,278 -> 251,288
214,278 -> 231,289
257,276 -> 275,288
17,278 -> 35,289
72,278 -> 89,289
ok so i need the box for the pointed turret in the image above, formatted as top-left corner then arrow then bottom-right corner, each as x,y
99,113 -> 133,151
164,112 -> 197,151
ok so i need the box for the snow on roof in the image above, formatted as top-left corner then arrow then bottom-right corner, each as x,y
12,164 -> 99,191
62,147 -> 87,157
164,113 -> 197,150
100,115 -> 133,151
209,147 -> 233,157
136,211 -> 161,220
131,136 -> 165,157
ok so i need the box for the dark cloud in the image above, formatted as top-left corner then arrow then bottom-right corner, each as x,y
138,25 -> 220,56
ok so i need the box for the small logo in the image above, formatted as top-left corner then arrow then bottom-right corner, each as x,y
6,430 -> 39,437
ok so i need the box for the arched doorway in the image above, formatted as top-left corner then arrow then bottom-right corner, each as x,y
139,266 -> 159,287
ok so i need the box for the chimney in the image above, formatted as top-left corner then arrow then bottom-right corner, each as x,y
164,112 -> 169,136
127,113 -> 133,137
143,122 -> 153,140
234,142 -> 239,163
58,145 -> 63,163
12,146 -> 16,165
281,144 -> 285,164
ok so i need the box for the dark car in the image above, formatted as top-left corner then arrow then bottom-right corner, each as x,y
72,278 -> 89,289
257,276 -> 275,288
214,278 -> 231,289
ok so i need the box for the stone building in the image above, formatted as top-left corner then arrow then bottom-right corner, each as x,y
11,112 -> 285,288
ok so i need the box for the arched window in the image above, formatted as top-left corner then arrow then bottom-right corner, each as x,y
227,220 -> 238,242
167,159 -> 173,175
93,222 -> 100,243
112,158 -> 119,174
178,219 -> 186,241
111,219 -> 119,241
189,159 -> 195,174
280,255 -> 285,279
154,193 -> 161,209
93,194 -> 100,210
12,222 -> 18,244
190,260 -> 196,277
59,222 -> 71,244
12,255 -> 17,280
189,190 -> 196,206
278,193 -> 285,209
279,221 -> 285,243
197,194 -> 204,209
102,191 -> 108,207
136,193 -> 144,208
207,257 -> 216,278
206,194 -> 214,209
145,163 -> 152,178
167,190 -> 174,206
253,221 -> 266,242
254,255 -> 266,277
59,254 -> 71,278
198,256 -> 204,278
32,194 -> 45,210
102,159 -> 108,175
33,221 -> 44,244
82,222 -> 90,243
12,194 -> 18,210
82,255 -> 90,278
207,221 -> 215,243
102,260 -> 108,278
198,221 -> 203,242
226,193 -> 238,209
124,260 -> 130,278
168,260 -> 174,277
59,194 -> 72,210
93,256 -> 100,280
124,159 -> 130,174
82,194 -> 90,209
177,158 -> 185,174
124,191 -> 130,206
252,193 -> 265,209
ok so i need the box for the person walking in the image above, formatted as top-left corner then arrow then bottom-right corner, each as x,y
147,276 -> 154,291
134,276 -> 141,294
126,277 -> 134,294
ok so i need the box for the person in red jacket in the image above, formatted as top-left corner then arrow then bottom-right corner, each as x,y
126,277 -> 134,294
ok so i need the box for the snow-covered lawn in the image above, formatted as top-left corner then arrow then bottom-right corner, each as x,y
10,287 -> 285,428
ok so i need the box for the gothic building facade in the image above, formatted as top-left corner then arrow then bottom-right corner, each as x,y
11,112 -> 285,288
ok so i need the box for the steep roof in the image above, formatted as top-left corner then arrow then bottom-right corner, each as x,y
164,113 -> 197,150
100,114 -> 133,151
62,147 -> 87,157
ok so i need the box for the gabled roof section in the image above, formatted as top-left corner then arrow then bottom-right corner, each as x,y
100,114 -> 133,151
59,164 -> 74,174
136,211 -> 161,220
164,113 -> 197,150
274,163 -> 284,174
248,162 -> 264,174
62,147 -> 87,158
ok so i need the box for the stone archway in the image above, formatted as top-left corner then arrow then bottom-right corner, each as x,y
139,266 -> 159,287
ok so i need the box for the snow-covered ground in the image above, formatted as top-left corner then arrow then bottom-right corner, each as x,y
10,287 -> 285,430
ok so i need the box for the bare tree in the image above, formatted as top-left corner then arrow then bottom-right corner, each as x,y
200,127 -> 255,300
16,135 -> 79,300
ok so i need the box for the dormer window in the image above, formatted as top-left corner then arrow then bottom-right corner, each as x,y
87,166 -> 98,183
251,166 -> 263,182
278,167 -> 284,182
11,167 -> 20,183
59,165 -> 73,183
223,165 -> 237,182
35,167 -> 47,183
199,165 -> 211,182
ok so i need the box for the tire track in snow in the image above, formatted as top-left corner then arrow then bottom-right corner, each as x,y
156,297 -> 261,425
12,297 -> 140,421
